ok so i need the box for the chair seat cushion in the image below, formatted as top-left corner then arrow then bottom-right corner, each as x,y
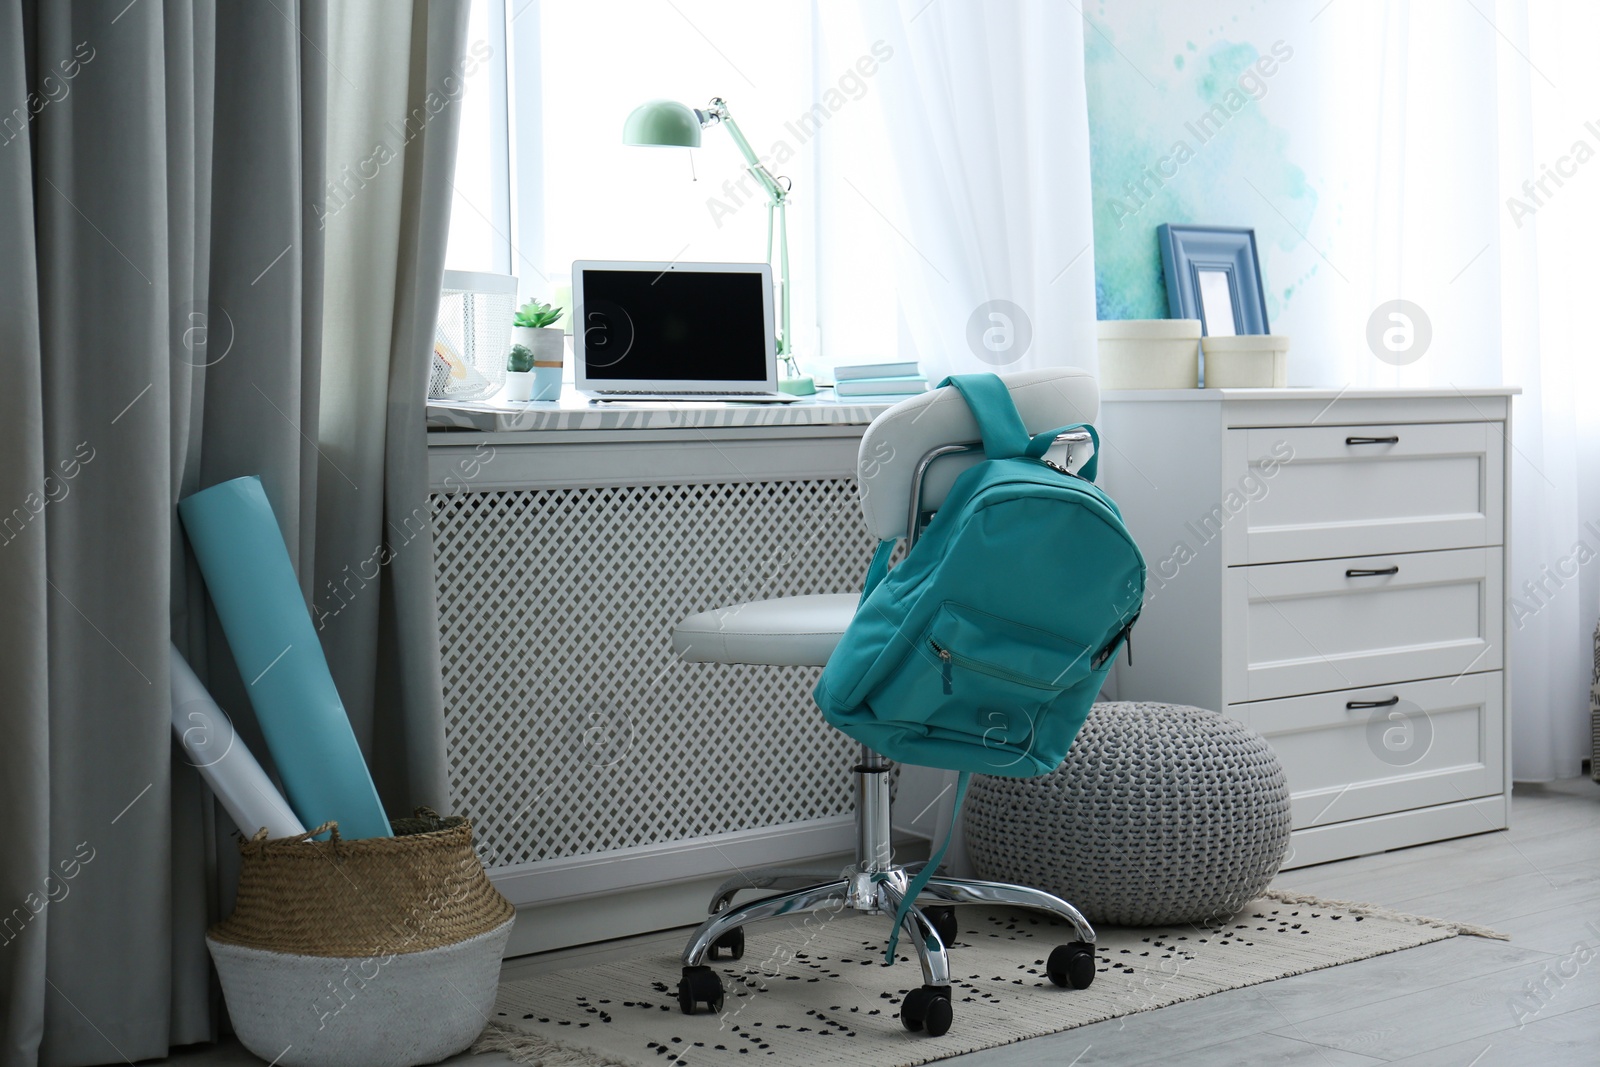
672,594 -> 857,666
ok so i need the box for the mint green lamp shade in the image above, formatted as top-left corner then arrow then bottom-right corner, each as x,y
623,100 -> 703,147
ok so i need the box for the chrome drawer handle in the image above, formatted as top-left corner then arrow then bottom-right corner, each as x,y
1345,565 -> 1399,578
1345,435 -> 1400,445
1347,696 -> 1400,710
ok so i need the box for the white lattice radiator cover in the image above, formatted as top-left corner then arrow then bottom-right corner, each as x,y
430,479 -> 877,872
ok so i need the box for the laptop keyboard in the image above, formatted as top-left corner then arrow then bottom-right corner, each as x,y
596,389 -> 776,397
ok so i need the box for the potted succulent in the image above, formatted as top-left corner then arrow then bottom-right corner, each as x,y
511,298 -> 564,401
504,343 -> 537,401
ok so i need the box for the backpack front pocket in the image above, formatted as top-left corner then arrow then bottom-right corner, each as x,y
867,602 -> 1093,755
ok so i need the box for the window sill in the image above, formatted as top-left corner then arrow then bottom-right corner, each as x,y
425,386 -> 895,435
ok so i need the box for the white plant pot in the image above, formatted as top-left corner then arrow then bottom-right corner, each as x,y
1201,334 -> 1290,388
208,918 -> 513,1067
1096,319 -> 1202,390
503,370 -> 535,402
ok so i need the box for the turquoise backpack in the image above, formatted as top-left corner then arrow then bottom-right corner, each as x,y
813,373 -> 1145,960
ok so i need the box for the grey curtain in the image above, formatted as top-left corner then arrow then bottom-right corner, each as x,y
0,2 -> 469,1064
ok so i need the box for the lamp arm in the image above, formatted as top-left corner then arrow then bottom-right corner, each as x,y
717,116 -> 788,205
702,99 -> 796,372
701,100 -> 786,205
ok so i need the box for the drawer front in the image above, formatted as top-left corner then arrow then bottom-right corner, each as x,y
1230,674 -> 1504,830
1224,547 -> 1503,703
1225,422 -> 1504,565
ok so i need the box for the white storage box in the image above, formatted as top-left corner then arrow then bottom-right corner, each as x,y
1096,319 -> 1201,390
1201,334 -> 1290,388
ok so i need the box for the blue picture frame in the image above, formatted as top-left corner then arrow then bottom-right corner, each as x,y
1157,224 -> 1270,335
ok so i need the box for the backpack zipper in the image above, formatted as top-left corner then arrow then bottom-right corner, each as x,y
1091,615 -> 1140,670
929,639 -> 1067,694
932,641 -> 953,694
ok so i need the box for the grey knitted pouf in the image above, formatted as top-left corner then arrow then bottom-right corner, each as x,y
963,702 -> 1292,927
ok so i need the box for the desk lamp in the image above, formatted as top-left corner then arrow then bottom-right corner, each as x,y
624,97 -> 815,395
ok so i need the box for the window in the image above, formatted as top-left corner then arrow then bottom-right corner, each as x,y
443,0 -> 511,275
446,0 -> 902,372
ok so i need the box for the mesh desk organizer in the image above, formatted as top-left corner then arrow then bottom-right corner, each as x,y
667,369 -> 1105,1038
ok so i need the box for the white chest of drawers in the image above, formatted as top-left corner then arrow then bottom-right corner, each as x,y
1098,388 -> 1516,868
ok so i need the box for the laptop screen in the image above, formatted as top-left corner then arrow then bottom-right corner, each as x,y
578,267 -> 770,383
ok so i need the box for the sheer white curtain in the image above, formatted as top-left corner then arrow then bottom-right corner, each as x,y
1276,0 -> 1600,780
820,0 -> 1098,382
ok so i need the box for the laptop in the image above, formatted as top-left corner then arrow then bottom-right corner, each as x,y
572,260 -> 800,403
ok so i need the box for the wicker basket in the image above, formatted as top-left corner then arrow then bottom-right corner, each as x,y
208,814 -> 514,1067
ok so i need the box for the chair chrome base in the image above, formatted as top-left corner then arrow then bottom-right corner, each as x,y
676,749 -> 1098,1035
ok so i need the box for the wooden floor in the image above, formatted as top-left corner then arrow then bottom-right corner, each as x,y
169,777 -> 1600,1067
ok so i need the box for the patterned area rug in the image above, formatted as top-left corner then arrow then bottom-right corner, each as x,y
473,890 -> 1503,1067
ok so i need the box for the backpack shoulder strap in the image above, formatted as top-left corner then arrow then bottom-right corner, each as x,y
880,770 -> 970,964
938,374 -> 1030,459
857,537 -> 897,607
939,374 -> 1102,481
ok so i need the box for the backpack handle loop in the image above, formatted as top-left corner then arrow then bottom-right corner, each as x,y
1026,423 -> 1100,483
937,374 -> 1032,460
939,375 -> 1101,482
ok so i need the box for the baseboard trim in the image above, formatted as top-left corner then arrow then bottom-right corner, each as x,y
1282,795 -> 1507,869
487,817 -> 858,909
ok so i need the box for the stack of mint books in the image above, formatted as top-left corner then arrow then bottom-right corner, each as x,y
831,361 -> 929,398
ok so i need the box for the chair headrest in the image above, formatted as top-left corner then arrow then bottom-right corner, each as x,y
856,367 -> 1100,541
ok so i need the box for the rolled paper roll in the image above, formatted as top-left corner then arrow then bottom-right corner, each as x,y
177,476 -> 391,839
169,644 -> 305,839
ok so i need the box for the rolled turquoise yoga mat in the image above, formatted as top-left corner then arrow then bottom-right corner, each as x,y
178,476 -> 391,839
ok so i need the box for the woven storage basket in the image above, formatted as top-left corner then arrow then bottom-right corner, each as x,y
208,814 -> 514,1067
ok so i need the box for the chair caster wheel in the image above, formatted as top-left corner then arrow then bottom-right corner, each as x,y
1047,941 -> 1096,989
900,984 -> 953,1037
924,905 -> 957,946
678,965 -> 724,1014
708,926 -> 745,961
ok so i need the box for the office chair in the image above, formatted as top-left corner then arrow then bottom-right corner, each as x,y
668,369 -> 1105,1039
